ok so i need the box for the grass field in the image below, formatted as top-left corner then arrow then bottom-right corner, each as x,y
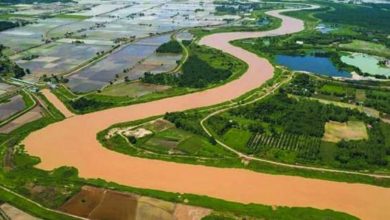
339,40 -> 390,57
222,128 -> 252,153
355,89 -> 366,102
323,121 -> 368,143
100,82 -> 170,98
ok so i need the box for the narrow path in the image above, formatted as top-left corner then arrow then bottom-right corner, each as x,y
23,6 -> 390,220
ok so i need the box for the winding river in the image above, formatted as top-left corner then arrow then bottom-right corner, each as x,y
23,6 -> 390,220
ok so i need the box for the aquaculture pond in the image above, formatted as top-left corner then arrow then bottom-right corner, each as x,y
341,53 -> 390,77
67,34 -> 177,93
0,95 -> 25,121
275,55 -> 352,78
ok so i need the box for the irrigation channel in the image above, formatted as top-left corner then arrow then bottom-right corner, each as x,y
23,5 -> 390,220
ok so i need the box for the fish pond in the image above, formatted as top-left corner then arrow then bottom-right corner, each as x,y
341,53 -> 390,77
275,55 -> 352,78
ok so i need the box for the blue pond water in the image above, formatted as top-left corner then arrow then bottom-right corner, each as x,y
275,55 -> 352,78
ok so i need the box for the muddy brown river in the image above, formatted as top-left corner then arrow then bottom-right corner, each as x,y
23,6 -> 390,220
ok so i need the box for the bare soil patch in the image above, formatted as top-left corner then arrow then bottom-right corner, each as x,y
323,121 -> 368,143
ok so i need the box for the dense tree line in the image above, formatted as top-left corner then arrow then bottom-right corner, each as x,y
70,97 -> 112,112
156,40 -> 182,54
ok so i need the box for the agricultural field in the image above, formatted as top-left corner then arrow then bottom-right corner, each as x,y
11,42 -> 111,82
60,185 -> 211,220
66,34 -> 181,93
0,83 -> 15,96
0,95 -> 25,121
0,18 -> 79,54
100,81 -> 170,98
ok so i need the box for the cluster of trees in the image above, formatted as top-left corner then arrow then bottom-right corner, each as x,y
141,72 -> 177,85
0,44 -> 29,78
0,21 -> 18,32
156,40 -> 182,54
283,74 -> 316,97
42,74 -> 69,83
229,93 -> 363,137
180,55 -> 232,87
70,97 -> 112,112
164,112 -> 205,136
207,115 -> 237,135
141,55 -> 232,88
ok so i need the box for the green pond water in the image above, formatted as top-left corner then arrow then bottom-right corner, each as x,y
341,53 -> 390,77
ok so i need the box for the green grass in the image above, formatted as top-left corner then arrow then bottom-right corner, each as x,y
319,84 -> 347,96
319,141 -> 338,165
100,81 -> 170,97
0,13 -> 35,19
222,128 -> 252,153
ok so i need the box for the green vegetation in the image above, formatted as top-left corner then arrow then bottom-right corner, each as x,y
54,14 -> 91,20
142,55 -> 233,88
0,45 -> 30,78
156,40 -> 182,53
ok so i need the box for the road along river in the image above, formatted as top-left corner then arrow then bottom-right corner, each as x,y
23,6 -> 390,220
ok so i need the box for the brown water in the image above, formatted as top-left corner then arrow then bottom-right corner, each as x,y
23,6 -> 390,220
